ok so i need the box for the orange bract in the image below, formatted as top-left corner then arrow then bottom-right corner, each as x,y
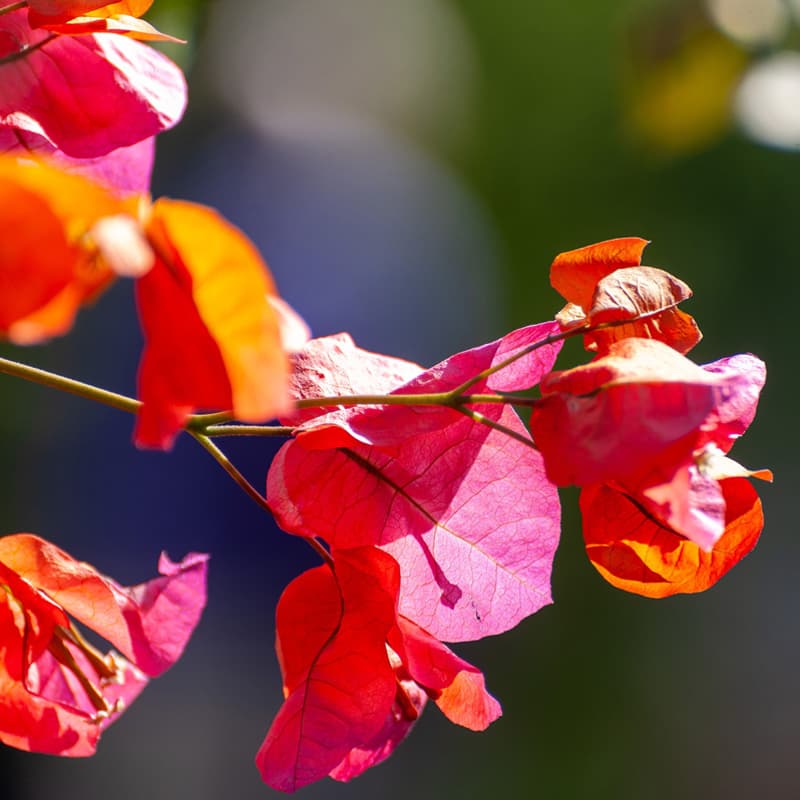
550,237 -> 649,311
134,199 -> 291,448
0,180 -> 75,331
582,478 -> 763,598
549,237 -> 701,354
28,1 -> 179,41
28,0 -> 153,18
0,157 -> 125,343
28,0 -> 152,23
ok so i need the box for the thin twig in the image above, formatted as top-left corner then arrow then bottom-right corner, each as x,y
190,432 -> 332,566
0,356 -> 141,415
455,406 -> 538,449
190,433 -> 272,512
295,391 -> 453,410
201,424 -> 296,438
187,410 -> 233,428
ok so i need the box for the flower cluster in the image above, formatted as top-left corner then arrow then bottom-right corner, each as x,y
0,0 -> 770,793
530,239 -> 771,597
0,534 -> 207,755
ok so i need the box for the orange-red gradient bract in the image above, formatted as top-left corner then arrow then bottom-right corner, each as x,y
550,237 -> 702,354
0,534 -> 207,756
0,157 -> 124,343
27,1 -> 177,40
582,478 -> 764,597
257,547 -> 500,792
28,0 -> 153,22
530,336 -> 769,593
135,199 -> 293,449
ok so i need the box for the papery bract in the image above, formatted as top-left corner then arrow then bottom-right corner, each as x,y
550,237 -> 701,353
330,613 -> 501,784
327,666 -> 427,784
0,9 -> 186,158
388,615 -> 500,732
550,237 -> 649,310
134,198 -> 293,449
257,547 -> 500,791
28,0 -> 178,41
30,0 -> 180,42
268,325 -> 562,641
257,548 -> 399,792
582,477 -> 764,597
0,156 -> 128,343
28,0 -> 153,24
530,337 -> 768,570
530,338 -> 764,492
0,534 -> 208,756
286,332 -> 422,440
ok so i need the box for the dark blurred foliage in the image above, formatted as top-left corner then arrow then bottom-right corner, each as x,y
1,0 -> 798,798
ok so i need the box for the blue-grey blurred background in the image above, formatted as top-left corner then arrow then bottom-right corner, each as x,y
1,0 -> 797,797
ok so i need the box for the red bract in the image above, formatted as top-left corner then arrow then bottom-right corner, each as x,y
134,198 -> 295,449
0,8 -> 185,159
0,534 -> 208,756
550,237 -> 702,354
256,547 -> 499,792
268,324 -> 562,641
529,337 -> 769,591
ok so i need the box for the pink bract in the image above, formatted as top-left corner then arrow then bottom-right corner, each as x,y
0,535 -> 208,756
0,9 -> 186,158
268,324 -> 562,641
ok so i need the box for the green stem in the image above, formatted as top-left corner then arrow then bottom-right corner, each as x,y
460,392 -> 539,407
292,390 -> 538,411
0,356 -> 141,415
455,407 -> 537,449
190,432 -> 271,511
201,424 -> 296,437
0,353 -> 531,440
190,432 -> 332,567
187,410 -> 232,428
295,391 -> 454,409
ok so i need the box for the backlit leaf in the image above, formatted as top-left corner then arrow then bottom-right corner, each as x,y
0,10 -> 186,158
269,326 -> 562,641
550,237 -> 648,311
135,199 -> 290,449
582,478 -> 763,597
256,548 -> 398,792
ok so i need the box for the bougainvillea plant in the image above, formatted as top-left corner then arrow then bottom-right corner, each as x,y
0,0 -> 771,793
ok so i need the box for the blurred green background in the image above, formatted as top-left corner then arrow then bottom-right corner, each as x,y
1,0 -> 796,798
